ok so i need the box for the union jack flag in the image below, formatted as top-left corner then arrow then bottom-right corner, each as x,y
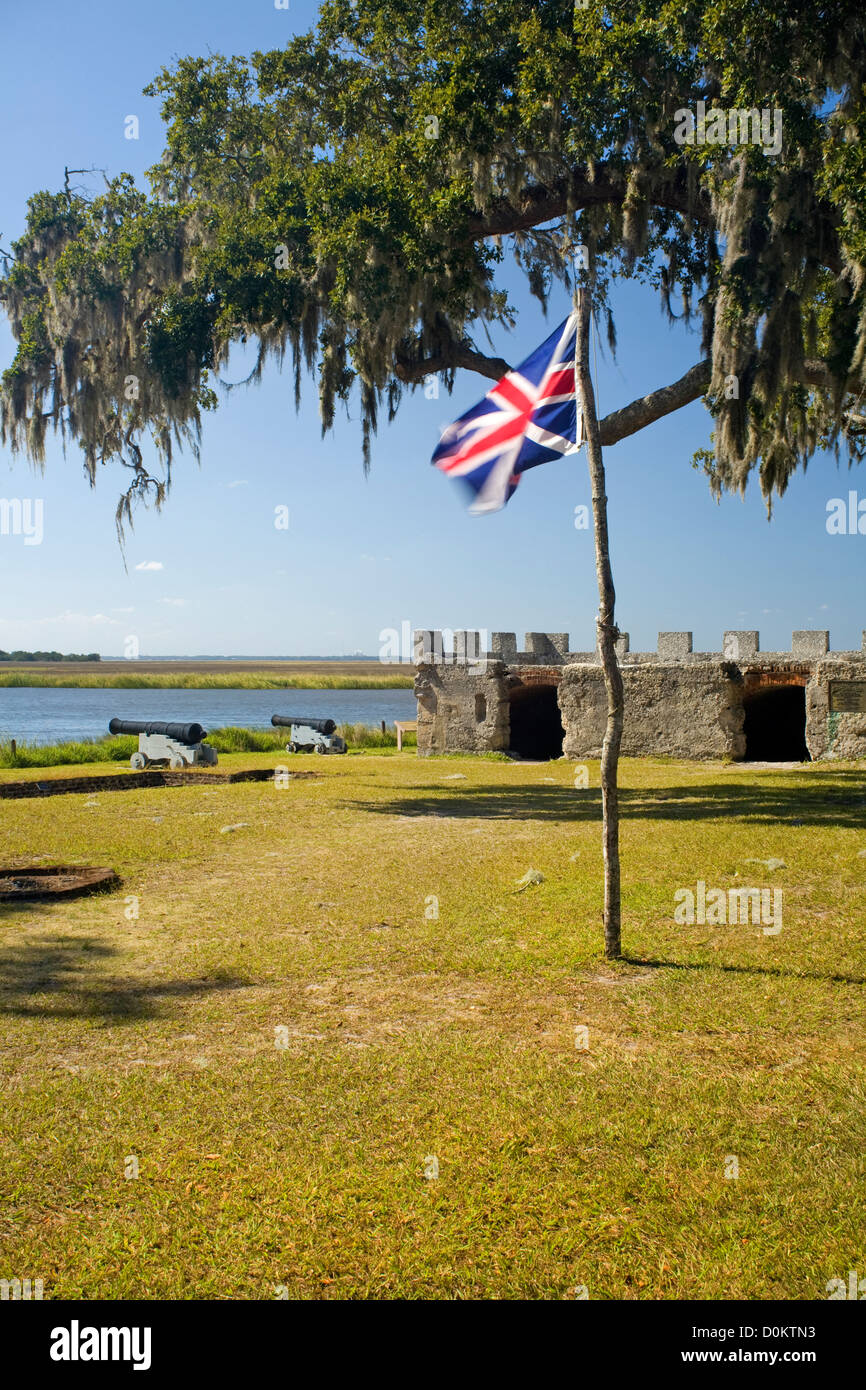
432,313 -> 583,513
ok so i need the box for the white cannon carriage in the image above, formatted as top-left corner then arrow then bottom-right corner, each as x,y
109,719 -> 219,770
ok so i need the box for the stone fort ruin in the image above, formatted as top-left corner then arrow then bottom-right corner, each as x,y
412,628 -> 866,762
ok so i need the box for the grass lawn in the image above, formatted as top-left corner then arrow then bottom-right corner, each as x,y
0,752 -> 863,1299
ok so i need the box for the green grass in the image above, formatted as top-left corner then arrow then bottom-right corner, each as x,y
0,724 -> 417,768
0,671 -> 413,689
0,753 -> 863,1298
0,737 -> 138,768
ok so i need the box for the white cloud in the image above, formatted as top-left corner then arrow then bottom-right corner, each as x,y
111,606 -> 135,613
0,610 -> 121,635
226,480 -> 248,489
134,560 -> 164,571
161,598 -> 188,607
78,613 -> 118,626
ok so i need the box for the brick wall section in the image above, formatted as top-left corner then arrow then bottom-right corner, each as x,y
509,665 -> 562,689
743,667 -> 811,690
0,768 -> 318,799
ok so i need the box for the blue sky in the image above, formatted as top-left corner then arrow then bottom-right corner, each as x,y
1,0 -> 864,659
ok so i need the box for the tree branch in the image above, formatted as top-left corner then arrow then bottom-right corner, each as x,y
801,358 -> 859,390
598,360 -> 711,445
466,161 -> 843,276
396,335 -> 858,445
468,164 -> 712,239
394,340 -> 510,384
594,355 -> 862,447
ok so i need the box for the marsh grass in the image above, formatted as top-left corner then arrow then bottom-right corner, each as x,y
0,724 -> 416,768
0,736 -> 138,768
0,753 -> 863,1298
0,671 -> 413,690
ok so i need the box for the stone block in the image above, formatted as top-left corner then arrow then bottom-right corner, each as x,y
657,631 -> 693,660
525,632 -> 566,660
491,632 -> 517,660
723,630 -> 759,660
792,630 -> 829,657
454,630 -> 483,663
413,629 -> 439,663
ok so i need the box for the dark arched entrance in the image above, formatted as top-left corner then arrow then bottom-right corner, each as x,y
508,683 -> 564,760
743,684 -> 809,761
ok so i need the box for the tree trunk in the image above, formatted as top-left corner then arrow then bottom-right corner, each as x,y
574,289 -> 624,959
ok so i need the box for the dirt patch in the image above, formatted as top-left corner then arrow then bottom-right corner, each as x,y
0,866 -> 119,899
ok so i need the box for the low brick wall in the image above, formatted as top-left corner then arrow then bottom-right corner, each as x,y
0,768 -> 318,799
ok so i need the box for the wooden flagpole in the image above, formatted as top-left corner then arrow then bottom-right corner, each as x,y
574,286 -> 624,958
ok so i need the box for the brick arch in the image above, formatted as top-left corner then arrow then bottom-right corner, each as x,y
507,672 -> 565,759
741,668 -> 811,761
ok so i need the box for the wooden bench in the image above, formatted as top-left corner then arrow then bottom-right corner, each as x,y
394,719 -> 417,751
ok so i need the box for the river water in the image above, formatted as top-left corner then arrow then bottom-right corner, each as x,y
0,687 -> 418,745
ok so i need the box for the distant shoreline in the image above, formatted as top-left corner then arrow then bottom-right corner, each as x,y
0,660 -> 416,690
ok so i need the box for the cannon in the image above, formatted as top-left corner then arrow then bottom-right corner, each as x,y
109,718 -> 218,770
271,714 -> 347,754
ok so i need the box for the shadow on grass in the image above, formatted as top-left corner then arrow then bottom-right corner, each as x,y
347,771 -> 866,828
0,933 -> 252,1022
621,955 -> 866,987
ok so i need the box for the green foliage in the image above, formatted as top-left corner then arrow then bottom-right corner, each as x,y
0,650 -> 100,662
2,0 -> 866,515
0,736 -> 137,768
336,721 -> 416,748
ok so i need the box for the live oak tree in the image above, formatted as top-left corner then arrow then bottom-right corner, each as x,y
3,0 -> 866,956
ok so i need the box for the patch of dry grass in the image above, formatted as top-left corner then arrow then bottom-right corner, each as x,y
0,753 -> 863,1298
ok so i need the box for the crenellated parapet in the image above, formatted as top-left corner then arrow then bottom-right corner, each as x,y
413,628 -> 866,666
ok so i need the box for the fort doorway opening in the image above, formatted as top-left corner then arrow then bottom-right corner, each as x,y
743,684 -> 809,761
508,683 -> 564,760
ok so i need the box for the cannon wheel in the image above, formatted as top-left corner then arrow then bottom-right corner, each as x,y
169,754 -> 186,771
287,742 -> 297,754
130,752 -> 147,770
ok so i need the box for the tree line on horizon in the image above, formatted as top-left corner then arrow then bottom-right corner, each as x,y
0,650 -> 101,662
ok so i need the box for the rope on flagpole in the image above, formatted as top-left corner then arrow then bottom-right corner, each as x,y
569,236 -> 601,446
570,242 -> 584,452
591,297 -> 601,422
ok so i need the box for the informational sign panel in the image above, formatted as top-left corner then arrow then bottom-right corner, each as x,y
829,681 -> 866,713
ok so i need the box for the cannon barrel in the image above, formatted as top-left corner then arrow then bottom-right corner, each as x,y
271,714 -> 337,735
109,718 -> 207,744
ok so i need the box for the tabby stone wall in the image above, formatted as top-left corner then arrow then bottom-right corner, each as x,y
560,663 -> 746,760
806,661 -> 866,760
412,627 -> 866,761
415,662 -> 511,756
